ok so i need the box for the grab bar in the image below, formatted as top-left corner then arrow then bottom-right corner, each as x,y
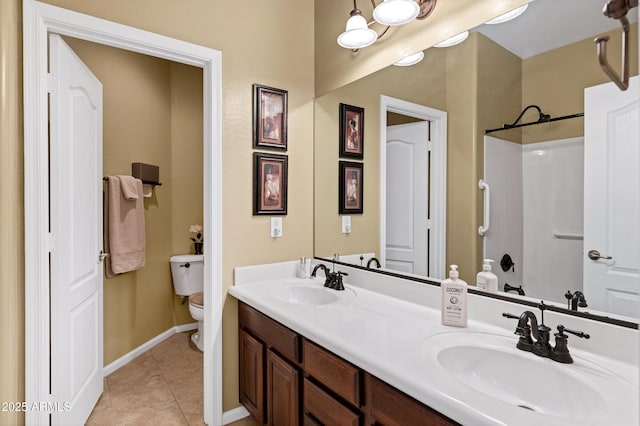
552,232 -> 584,241
478,179 -> 490,237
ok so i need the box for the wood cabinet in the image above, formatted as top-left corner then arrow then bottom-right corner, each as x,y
239,330 -> 264,424
238,301 -> 458,426
267,350 -> 299,426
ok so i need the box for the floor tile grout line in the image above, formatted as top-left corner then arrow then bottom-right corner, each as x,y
152,332 -> 194,425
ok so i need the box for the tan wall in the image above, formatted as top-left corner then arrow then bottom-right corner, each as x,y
0,1 -> 24,425
1,0 -> 315,421
522,23 -> 638,143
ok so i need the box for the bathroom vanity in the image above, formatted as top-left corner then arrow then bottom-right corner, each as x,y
238,301 -> 455,425
229,260 -> 639,426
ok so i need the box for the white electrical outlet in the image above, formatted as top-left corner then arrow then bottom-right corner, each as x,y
271,217 -> 283,238
342,216 -> 351,234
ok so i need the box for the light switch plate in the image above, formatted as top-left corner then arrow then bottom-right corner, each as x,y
342,216 -> 351,234
271,217 -> 283,238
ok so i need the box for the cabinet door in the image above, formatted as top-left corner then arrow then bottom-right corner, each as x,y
240,330 -> 265,424
365,373 -> 458,426
267,350 -> 299,426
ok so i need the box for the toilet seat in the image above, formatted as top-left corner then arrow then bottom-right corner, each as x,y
189,291 -> 204,308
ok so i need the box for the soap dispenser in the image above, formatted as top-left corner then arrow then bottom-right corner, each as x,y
476,259 -> 499,293
441,265 -> 468,327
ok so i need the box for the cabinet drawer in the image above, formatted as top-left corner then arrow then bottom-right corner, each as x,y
239,302 -> 301,363
303,378 -> 360,426
302,339 -> 360,406
365,373 -> 459,426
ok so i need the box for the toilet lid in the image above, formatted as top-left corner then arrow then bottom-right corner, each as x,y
189,291 -> 204,308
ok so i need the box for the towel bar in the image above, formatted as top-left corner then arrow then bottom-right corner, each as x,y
102,176 -> 162,186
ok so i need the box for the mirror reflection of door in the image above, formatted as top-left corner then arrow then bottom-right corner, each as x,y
584,76 -> 640,317
385,116 -> 430,276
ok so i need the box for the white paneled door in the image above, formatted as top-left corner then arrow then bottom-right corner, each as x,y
584,76 -> 640,317
385,122 -> 430,276
49,34 -> 104,424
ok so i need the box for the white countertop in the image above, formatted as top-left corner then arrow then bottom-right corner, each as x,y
229,264 -> 639,426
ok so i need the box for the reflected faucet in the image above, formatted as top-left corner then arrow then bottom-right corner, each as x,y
565,290 -> 588,311
366,257 -> 381,269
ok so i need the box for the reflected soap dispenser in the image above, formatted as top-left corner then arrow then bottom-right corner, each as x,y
441,265 -> 468,327
476,259 -> 499,293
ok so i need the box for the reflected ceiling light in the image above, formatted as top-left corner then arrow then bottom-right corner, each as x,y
337,9 -> 378,49
393,51 -> 424,66
433,31 -> 469,48
373,0 -> 420,26
337,0 -> 438,50
485,4 -> 528,25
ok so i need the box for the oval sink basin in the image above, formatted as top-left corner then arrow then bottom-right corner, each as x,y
420,332 -> 637,423
269,283 -> 355,306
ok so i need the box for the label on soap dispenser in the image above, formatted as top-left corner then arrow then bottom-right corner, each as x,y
442,285 -> 468,327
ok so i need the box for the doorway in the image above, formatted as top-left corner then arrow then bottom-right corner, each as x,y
23,2 -> 223,425
379,95 -> 447,279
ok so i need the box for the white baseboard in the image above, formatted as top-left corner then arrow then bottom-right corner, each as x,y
222,406 -> 250,424
103,322 -> 198,376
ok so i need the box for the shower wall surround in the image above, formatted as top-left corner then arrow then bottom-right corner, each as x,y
484,136 -> 584,304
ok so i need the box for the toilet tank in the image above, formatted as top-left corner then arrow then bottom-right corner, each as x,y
169,254 -> 204,296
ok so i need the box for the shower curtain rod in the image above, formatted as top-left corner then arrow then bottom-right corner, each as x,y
485,112 -> 584,134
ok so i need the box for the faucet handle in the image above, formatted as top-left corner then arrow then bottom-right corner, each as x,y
502,312 -> 519,320
557,325 -> 590,340
551,325 -> 590,364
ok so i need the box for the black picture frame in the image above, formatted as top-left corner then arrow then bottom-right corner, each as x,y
339,161 -> 363,214
253,152 -> 288,215
339,103 -> 364,159
253,84 -> 288,150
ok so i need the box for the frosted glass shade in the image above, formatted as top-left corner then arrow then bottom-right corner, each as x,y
373,0 -> 420,26
337,13 -> 378,49
434,31 -> 469,48
393,51 -> 424,66
485,4 -> 528,25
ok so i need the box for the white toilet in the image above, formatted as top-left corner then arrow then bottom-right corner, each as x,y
170,254 -> 205,351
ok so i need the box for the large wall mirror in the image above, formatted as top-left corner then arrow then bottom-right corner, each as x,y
314,0 -> 639,326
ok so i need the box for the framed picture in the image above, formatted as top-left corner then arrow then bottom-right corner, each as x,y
253,152 -> 288,215
253,84 -> 288,150
339,103 -> 364,159
339,161 -> 363,214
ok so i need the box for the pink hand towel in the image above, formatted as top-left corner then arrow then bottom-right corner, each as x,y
104,176 -> 146,277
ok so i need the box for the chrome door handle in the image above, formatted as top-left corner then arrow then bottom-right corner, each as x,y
587,249 -> 612,261
99,250 -> 110,262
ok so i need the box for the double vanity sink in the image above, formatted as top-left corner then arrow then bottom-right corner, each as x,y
230,271 -> 638,426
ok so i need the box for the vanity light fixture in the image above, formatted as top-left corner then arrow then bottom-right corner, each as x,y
337,9 -> 379,49
485,4 -> 529,25
433,31 -> 469,48
393,51 -> 424,66
373,0 -> 420,26
337,0 -> 438,50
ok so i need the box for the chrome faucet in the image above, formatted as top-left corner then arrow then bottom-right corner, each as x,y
366,257 -> 381,269
503,302 -> 590,364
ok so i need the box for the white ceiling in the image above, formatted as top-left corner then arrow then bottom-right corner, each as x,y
474,0 -> 638,58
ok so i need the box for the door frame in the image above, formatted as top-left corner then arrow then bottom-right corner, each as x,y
23,1 -> 223,425
379,95 -> 447,279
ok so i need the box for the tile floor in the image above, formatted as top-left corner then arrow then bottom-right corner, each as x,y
87,331 -> 204,425
87,331 -> 260,425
